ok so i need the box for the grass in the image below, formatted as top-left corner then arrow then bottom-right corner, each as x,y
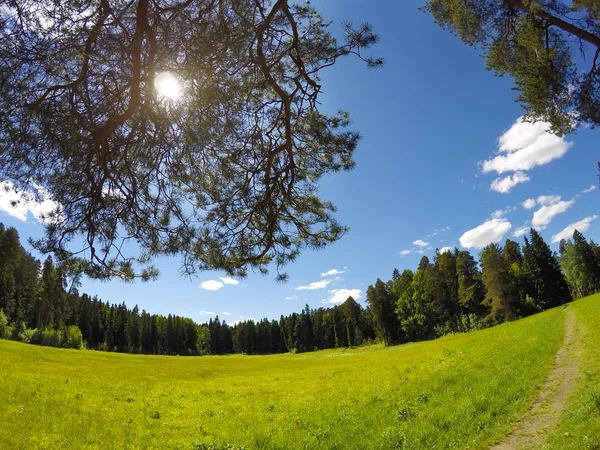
0,305 -> 570,449
545,293 -> 600,450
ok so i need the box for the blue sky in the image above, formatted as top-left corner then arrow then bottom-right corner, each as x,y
1,0 -> 598,324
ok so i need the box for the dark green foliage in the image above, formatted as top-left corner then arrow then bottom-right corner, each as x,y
481,244 -> 520,322
434,250 -> 461,324
366,279 -> 399,344
341,297 -> 362,347
0,221 -> 592,357
0,309 -> 8,338
455,250 -> 485,315
0,222 -> 213,355
30,326 -> 83,349
503,238 -> 538,315
522,229 -> 572,309
560,230 -> 600,298
0,0 -> 381,281
396,269 -> 432,341
425,0 -> 600,135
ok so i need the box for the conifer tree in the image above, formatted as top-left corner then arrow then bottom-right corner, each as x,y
455,250 -> 485,316
523,229 -> 572,309
480,244 -> 520,321
366,279 -> 398,345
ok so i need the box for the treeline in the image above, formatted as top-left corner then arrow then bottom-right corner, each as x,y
206,227 -> 600,352
0,223 -> 210,354
366,228 -> 600,345
1,222 -> 600,356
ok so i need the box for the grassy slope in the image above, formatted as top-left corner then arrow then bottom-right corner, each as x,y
545,293 -> 600,450
0,307 -> 567,450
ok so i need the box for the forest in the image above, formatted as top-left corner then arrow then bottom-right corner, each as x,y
1,222 -> 600,356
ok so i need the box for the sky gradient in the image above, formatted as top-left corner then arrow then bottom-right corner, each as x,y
1,0 -> 598,325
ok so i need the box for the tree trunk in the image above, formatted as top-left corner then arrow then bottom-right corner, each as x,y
512,0 -> 600,49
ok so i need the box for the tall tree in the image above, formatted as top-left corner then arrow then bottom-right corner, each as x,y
0,0 -> 381,281
0,226 -> 21,319
341,296 -> 361,347
503,238 -> 535,313
522,229 -> 572,309
434,250 -> 460,322
480,243 -> 520,321
455,250 -> 485,316
561,230 -> 600,297
391,269 -> 414,301
366,279 -> 398,345
425,0 -> 600,135
396,269 -> 432,341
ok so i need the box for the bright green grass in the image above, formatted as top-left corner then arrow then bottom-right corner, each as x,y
0,307 -> 567,450
545,294 -> 600,450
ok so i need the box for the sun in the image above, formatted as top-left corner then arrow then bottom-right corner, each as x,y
154,72 -> 182,101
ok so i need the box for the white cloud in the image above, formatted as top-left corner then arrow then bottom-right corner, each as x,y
199,277 -> 239,290
222,312 -> 231,316
321,268 -> 346,277
583,185 -> 597,194
199,310 -> 216,316
482,117 -> 573,174
323,288 -> 363,305
413,239 -> 429,247
537,195 -> 561,206
531,198 -> 575,230
296,280 -> 330,291
551,215 -> 598,243
522,198 -> 537,209
0,181 -> 61,223
439,246 -> 452,254
200,280 -> 224,291
399,250 -> 412,256
459,218 -> 512,249
490,171 -> 530,193
491,209 -> 504,219
285,295 -> 298,300
513,226 -> 529,238
497,117 -> 554,153
416,250 -> 425,254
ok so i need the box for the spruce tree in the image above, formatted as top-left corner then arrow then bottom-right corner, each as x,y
455,250 -> 485,316
523,229 -> 572,309
480,244 -> 520,321
366,279 -> 398,345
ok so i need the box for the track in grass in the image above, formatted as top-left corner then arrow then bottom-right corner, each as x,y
490,309 -> 581,449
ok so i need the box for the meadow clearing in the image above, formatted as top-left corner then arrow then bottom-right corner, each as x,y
1,294 -> 599,450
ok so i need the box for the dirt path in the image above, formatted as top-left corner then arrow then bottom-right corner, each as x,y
490,310 -> 580,449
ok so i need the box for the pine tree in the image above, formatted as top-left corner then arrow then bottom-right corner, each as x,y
1,1 -> 381,281
341,297 -> 361,347
434,250 -> 460,323
523,229 -> 572,309
366,279 -> 398,345
396,269 -> 429,341
480,244 -> 520,321
425,0 -> 600,135
455,250 -> 485,316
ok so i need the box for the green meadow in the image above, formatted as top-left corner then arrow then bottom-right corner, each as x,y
1,295 -> 599,450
